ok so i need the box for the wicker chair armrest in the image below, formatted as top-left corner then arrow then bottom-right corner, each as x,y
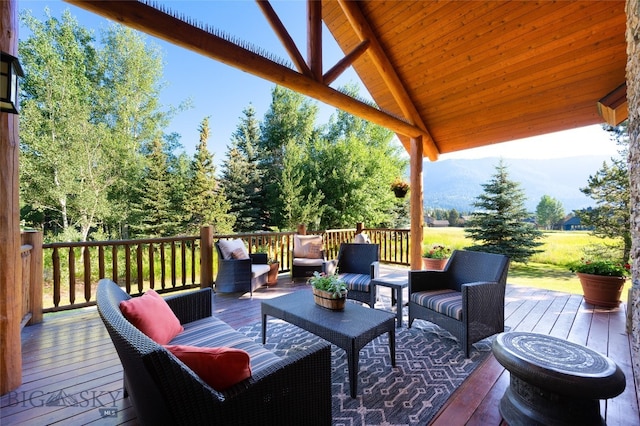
370,261 -> 380,278
163,288 -> 213,324
462,281 -> 504,321
145,341 -> 332,425
250,253 -> 268,264
408,270 -> 451,293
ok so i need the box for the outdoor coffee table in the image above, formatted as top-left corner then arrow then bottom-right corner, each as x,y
261,291 -> 396,398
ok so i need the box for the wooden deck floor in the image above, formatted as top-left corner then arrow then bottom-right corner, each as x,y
1,271 -> 638,425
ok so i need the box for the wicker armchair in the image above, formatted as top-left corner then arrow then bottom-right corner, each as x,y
324,243 -> 380,307
96,279 -> 332,426
215,241 -> 269,296
408,250 -> 510,357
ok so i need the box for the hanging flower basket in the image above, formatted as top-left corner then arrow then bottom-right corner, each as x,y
391,178 -> 409,198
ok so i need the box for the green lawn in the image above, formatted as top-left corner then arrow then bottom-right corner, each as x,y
422,227 -> 630,303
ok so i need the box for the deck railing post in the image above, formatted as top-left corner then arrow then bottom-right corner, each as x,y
356,222 -> 364,234
22,230 -> 43,324
297,224 -> 306,235
200,226 -> 214,288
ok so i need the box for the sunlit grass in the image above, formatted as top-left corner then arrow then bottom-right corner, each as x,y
422,227 -> 629,302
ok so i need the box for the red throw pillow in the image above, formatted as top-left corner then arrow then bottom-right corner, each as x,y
164,345 -> 252,391
119,290 -> 184,345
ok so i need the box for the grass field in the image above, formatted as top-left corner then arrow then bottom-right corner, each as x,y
422,227 -> 630,303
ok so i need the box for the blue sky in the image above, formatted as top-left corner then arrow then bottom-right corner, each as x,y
20,1 -> 620,164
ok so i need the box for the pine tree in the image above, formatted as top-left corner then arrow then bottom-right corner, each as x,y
130,138 -> 177,237
465,160 -> 543,262
221,106 -> 263,231
185,117 -> 234,234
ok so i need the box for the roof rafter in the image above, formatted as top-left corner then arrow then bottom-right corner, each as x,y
64,0 -> 428,142
337,0 -> 439,160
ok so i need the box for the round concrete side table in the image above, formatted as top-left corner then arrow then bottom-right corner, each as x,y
492,332 -> 626,426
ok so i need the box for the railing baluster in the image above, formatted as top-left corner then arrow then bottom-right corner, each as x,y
149,243 -> 155,290
181,241 -> 187,286
69,248 -> 76,305
52,247 -> 60,308
83,246 -> 91,302
137,244 -> 143,293
171,241 -> 176,288
112,244 -> 118,284
98,246 -> 105,280
160,242 -> 166,289
125,244 -> 131,294
191,240 -> 196,285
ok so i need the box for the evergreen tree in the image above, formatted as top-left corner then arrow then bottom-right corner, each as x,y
258,86 -> 318,229
576,123 -> 630,262
185,117 -> 234,234
221,106 -> 263,231
465,160 -> 543,262
130,138 -> 177,237
536,195 -> 565,230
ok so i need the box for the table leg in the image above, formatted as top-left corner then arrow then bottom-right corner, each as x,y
262,313 -> 267,344
395,287 -> 403,328
389,326 -> 396,367
347,343 -> 358,398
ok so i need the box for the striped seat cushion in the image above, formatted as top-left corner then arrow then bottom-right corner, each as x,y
169,316 -> 281,373
411,289 -> 463,320
339,273 -> 371,292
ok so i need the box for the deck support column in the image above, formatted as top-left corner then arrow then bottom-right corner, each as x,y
409,136 -> 424,270
625,0 -> 640,401
0,0 -> 22,394
199,226 -> 214,289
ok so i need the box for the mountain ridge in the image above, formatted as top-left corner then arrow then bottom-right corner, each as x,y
421,155 -> 614,213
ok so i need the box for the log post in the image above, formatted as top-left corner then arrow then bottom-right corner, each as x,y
297,224 -> 307,235
22,231 -> 43,325
356,222 -> 364,234
199,226 -> 213,289
0,0 -> 22,394
410,136 -> 424,270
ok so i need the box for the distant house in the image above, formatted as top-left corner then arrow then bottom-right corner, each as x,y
560,215 -> 592,231
426,216 -> 450,227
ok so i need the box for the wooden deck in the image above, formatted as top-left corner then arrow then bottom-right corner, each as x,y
1,271 -> 638,425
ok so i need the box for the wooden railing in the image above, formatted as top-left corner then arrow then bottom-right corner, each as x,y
24,225 -> 411,313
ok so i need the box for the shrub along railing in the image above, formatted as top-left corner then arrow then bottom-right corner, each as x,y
26,224 -> 411,313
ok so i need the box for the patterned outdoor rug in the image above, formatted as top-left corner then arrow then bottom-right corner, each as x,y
238,312 -> 493,425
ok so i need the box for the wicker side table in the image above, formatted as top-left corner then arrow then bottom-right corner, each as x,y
492,332 -> 626,426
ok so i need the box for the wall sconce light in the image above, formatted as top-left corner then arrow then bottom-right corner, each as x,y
1,51 -> 24,114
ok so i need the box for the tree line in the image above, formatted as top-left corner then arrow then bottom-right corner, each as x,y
18,10 -> 409,242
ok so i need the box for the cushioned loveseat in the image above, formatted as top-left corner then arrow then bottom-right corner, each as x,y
96,279 -> 332,425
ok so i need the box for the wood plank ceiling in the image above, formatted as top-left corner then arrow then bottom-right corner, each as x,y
65,1 -> 627,160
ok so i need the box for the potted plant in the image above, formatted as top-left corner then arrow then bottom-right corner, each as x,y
308,271 -> 347,310
267,258 -> 279,286
422,244 -> 451,270
391,178 -> 410,198
569,258 -> 630,308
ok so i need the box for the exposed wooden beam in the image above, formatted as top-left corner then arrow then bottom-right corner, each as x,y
307,0 -> 323,82
323,39 -> 369,86
64,0 -> 427,140
597,82 -> 628,126
256,0 -> 312,78
337,0 -> 439,160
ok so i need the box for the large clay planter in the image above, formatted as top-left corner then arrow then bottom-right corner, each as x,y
267,262 -> 279,286
422,257 -> 449,270
576,272 -> 626,308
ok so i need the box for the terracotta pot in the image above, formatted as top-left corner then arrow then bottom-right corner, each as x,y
422,257 -> 449,270
267,262 -> 279,286
576,272 -> 625,308
312,287 -> 346,310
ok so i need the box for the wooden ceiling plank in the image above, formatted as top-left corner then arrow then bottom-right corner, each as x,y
63,0 -> 426,141
323,39 -> 369,86
307,0 -> 322,81
337,0 -> 439,159
256,0 -> 312,78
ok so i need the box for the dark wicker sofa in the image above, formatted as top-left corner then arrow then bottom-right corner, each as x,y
96,279 -> 332,426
